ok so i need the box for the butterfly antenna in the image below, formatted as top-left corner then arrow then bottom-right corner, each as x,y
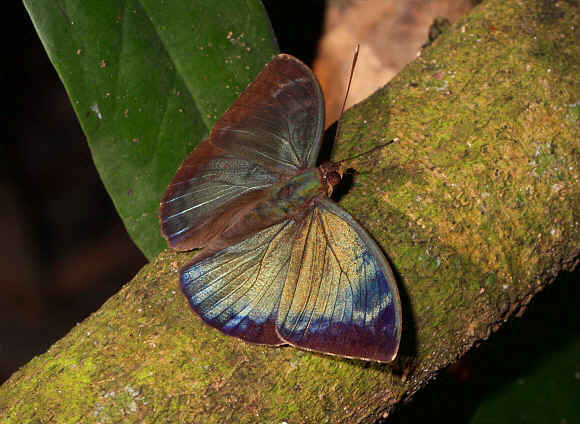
333,44 -> 360,156
336,138 -> 398,166
332,45 -> 397,166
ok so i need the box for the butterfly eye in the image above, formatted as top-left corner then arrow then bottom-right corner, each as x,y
326,170 -> 341,188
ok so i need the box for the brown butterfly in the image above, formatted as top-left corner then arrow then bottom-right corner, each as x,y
160,54 -> 401,362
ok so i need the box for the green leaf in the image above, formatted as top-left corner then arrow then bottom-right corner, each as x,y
23,0 -> 279,259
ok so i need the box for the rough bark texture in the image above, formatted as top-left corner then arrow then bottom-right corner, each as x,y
1,0 -> 579,422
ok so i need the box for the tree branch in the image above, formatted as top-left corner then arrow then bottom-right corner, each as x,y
1,0 -> 579,421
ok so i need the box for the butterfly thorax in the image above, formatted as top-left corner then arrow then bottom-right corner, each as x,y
260,163 -> 343,223
210,168 -> 328,248
265,168 -> 328,220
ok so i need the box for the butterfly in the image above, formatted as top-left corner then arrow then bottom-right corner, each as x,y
159,54 -> 401,362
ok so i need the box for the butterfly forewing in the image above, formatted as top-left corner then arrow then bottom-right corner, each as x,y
160,139 -> 281,250
210,54 -> 325,173
160,54 -> 326,251
277,197 -> 402,363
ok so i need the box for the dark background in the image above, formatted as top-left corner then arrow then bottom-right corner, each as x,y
2,1 -> 579,423
0,0 -> 326,389
0,2 -> 149,383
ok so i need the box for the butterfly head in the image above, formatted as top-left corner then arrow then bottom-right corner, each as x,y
318,162 -> 344,196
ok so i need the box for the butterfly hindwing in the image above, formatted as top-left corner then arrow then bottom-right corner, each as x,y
179,219 -> 298,345
178,191 -> 401,361
277,197 -> 402,363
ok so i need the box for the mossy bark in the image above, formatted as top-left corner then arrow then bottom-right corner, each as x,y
1,0 -> 579,422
